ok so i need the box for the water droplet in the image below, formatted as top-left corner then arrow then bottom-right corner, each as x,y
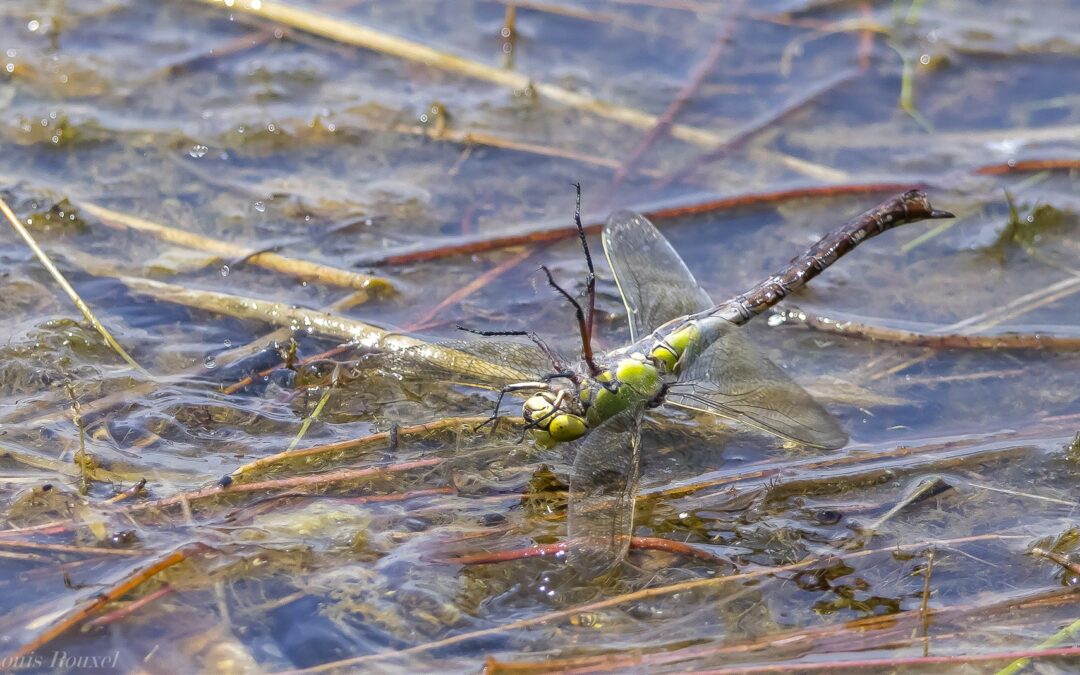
204,356 -> 217,369
223,338 -> 232,347
253,201 -> 265,213
27,19 -> 40,32
4,63 -> 13,74
189,144 -> 208,159
220,264 -> 230,277
919,54 -> 930,65
267,123 -> 276,132
5,49 -> 15,58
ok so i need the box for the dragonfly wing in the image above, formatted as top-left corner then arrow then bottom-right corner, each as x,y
603,211 -> 713,342
371,338 -> 561,389
668,325 -> 848,449
567,408 -> 643,578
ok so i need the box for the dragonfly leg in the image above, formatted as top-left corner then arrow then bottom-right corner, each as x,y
456,325 -> 566,372
570,182 -> 598,352
539,265 -> 602,376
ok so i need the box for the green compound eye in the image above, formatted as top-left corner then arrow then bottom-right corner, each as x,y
522,393 -> 556,429
549,414 -> 587,442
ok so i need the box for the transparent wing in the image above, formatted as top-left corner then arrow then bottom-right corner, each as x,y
603,211 -> 713,342
368,338 -> 561,389
566,408 -> 644,578
668,325 -> 848,450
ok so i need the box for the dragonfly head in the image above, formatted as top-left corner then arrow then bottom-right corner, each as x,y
522,391 -> 588,442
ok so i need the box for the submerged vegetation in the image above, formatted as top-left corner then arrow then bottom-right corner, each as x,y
0,0 -> 1079,672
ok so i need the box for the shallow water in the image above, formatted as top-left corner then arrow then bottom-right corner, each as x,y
1,1 -> 1079,672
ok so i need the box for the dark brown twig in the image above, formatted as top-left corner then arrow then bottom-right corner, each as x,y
85,585 -> 174,628
9,543 -> 210,660
363,182 -> 923,266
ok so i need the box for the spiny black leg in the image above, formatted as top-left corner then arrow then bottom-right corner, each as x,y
570,182 -> 597,351
456,325 -> 564,372
540,265 -> 602,376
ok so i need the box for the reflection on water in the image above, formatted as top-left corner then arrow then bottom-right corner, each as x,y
0,0 -> 1078,671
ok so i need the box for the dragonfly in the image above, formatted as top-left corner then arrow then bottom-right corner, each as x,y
381,188 -> 952,578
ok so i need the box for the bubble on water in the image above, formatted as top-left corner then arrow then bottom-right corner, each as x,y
253,201 -> 266,213
5,49 -> 15,58
189,144 -> 208,159
204,355 -> 217,369
223,338 -> 232,347
220,264 -> 230,277
27,19 -> 40,32
4,64 -> 13,73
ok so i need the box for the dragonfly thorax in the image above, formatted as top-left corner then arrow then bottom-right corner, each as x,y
523,349 -> 678,446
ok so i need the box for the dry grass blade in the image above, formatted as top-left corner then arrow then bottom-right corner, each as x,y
771,306 -> 1080,350
112,274 -> 392,344
191,0 -> 726,147
109,274 -> 540,384
996,618 -> 1080,675
79,201 -> 393,297
0,195 -> 149,375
